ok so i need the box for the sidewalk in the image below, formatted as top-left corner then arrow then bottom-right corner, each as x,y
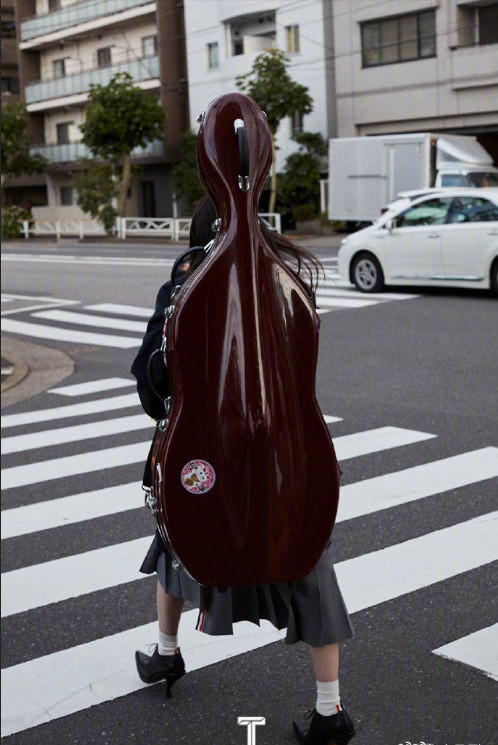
1,337 -> 74,409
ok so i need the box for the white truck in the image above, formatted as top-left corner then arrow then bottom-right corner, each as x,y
327,133 -> 498,225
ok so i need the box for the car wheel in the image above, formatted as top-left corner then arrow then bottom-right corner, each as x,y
351,253 -> 385,293
491,259 -> 498,296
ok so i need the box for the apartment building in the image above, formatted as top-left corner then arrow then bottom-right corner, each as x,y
333,0 -> 498,159
14,0 -> 188,220
183,0 -> 337,176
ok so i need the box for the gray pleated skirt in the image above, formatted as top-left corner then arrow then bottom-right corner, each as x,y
140,531 -> 353,647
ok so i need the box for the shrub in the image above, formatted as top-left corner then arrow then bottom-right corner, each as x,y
1,205 -> 31,239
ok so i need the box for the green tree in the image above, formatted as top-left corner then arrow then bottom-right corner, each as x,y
78,73 -> 165,218
74,162 -> 118,233
236,50 -> 313,213
171,130 -> 205,215
278,132 -> 327,222
1,102 -> 46,181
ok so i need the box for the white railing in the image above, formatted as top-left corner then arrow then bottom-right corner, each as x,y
22,219 -> 107,239
22,213 -> 281,240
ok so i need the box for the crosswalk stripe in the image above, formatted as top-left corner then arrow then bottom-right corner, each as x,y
2,512 -> 496,736
1,413 -> 154,455
318,287 -> 418,300
432,623 -> 498,681
1,441 -> 150,490
1,482 -> 143,539
84,303 -> 154,318
0,612 -> 283,738
49,377 -> 135,397
1,392 -> 141,429
3,447 -> 495,539
1,426 -> 433,490
317,297 -> 380,309
332,426 -> 435,460
1,318 -> 142,349
2,511 -> 496,619
1,254 -> 174,267
337,447 -> 498,522
32,309 -> 147,333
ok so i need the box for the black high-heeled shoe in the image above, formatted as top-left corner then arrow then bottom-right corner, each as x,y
135,645 -> 186,698
292,708 -> 355,745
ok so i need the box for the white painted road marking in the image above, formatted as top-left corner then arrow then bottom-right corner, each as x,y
1,318 -> 142,349
1,426 -> 434,489
2,513 -> 497,734
32,309 -> 147,333
84,303 -> 154,318
1,392 -> 141,429
433,623 -> 498,682
1,413 -> 154,454
49,377 -> 135,397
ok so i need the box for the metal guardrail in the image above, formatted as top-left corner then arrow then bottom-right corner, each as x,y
22,214 -> 281,240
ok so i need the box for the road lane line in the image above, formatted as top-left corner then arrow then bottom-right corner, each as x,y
332,426 -> 435,460
1,482 -> 143,539
84,303 -> 153,317
1,440 -> 150,490
1,426 -> 432,489
1,393 -> 141,429
4,447 -> 494,539
2,512 -> 496,735
432,623 -> 498,681
1,414 -> 154,455
1,318 -> 142,349
32,309 -> 146,333
49,377 -> 135,397
337,447 -> 498,521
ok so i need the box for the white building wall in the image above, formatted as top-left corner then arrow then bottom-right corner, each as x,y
183,0 -> 331,174
333,0 -> 498,137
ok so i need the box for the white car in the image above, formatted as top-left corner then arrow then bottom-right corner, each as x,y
338,188 -> 498,294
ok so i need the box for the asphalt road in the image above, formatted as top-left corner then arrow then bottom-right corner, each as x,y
1,238 -> 497,745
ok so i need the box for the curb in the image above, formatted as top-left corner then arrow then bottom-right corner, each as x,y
1,337 -> 75,409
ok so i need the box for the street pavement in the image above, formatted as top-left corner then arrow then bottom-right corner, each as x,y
1,238 -> 497,745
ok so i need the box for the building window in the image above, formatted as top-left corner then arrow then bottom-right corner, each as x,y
97,47 -> 112,68
60,186 -> 74,206
1,21 -> 16,38
142,35 -> 158,57
207,42 -> 219,69
1,77 -> 20,94
56,122 -> 71,145
478,4 -> 498,45
49,0 -> 61,10
53,58 -> 66,79
361,10 -> 436,67
291,110 -> 304,134
286,25 -> 300,54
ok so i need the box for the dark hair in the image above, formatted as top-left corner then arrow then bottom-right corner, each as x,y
188,195 -> 323,303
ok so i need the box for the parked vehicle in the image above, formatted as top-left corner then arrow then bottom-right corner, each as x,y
328,133 -> 498,225
337,188 -> 498,294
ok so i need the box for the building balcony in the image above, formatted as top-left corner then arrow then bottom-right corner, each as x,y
31,138 -> 164,164
25,56 -> 159,105
20,0 -> 156,47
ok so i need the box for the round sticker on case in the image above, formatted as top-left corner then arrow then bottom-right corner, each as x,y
181,459 -> 216,494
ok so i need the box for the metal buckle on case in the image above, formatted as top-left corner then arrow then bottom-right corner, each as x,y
142,486 -> 157,515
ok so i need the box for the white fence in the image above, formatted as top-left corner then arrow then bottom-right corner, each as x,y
21,213 -> 281,240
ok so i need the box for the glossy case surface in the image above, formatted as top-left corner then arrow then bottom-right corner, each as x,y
153,93 -> 339,586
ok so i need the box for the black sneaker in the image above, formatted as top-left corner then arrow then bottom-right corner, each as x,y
135,645 -> 185,697
293,708 -> 355,745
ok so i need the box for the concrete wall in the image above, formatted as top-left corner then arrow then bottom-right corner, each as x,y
333,0 -> 498,137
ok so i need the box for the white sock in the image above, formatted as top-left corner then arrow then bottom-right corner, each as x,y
158,631 -> 177,656
316,680 -> 342,717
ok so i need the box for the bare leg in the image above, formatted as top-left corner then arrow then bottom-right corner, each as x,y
156,580 -> 185,636
309,643 -> 339,682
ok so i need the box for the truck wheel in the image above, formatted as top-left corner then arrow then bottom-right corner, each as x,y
351,253 -> 385,293
491,259 -> 498,296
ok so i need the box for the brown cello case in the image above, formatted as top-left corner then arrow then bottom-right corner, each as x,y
149,92 -> 340,587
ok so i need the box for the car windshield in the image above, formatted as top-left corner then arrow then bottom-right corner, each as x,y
468,172 -> 498,188
396,197 -> 453,227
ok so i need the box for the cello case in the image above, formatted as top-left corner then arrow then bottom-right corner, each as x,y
151,92 -> 340,586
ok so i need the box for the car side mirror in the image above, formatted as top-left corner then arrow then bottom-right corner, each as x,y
385,217 -> 397,232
